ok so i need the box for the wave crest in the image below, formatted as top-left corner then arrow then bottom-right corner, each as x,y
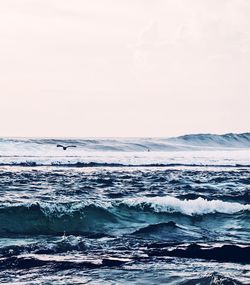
0,197 -> 249,235
120,196 -> 250,216
0,202 -> 115,235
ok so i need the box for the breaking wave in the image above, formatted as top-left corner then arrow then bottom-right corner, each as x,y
120,196 -> 250,216
1,133 -> 249,152
169,133 -> 250,148
0,133 -> 249,168
0,197 -> 249,235
0,161 -> 249,167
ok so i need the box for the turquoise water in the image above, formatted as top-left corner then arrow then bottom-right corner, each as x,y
0,136 -> 249,284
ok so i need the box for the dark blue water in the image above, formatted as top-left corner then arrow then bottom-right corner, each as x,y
0,135 -> 249,284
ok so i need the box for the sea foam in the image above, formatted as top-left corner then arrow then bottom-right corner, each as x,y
121,196 -> 250,216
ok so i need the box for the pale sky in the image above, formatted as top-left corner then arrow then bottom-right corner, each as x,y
0,0 -> 249,137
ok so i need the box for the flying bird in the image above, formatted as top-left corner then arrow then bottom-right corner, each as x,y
57,144 -> 77,150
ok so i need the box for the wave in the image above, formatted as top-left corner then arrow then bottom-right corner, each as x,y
180,273 -> 244,285
133,221 -> 179,234
0,133 -> 249,155
0,133 -> 249,168
120,196 -> 250,216
169,132 -> 250,148
0,161 -> 249,167
0,255 -> 129,271
0,242 -> 249,272
0,197 -> 249,235
0,237 -> 85,257
0,202 -> 116,235
132,222 -> 203,241
148,243 -> 250,264
178,192 -> 250,205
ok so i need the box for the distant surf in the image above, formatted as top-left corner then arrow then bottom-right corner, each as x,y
0,133 -> 250,167
1,132 -> 250,152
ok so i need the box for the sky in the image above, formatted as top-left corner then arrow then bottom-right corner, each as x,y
0,0 -> 249,137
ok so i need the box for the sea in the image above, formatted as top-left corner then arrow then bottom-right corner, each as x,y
0,134 -> 249,284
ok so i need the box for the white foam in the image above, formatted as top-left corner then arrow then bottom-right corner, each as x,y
122,196 -> 250,216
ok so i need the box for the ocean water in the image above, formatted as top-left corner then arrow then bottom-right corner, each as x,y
0,135 -> 249,284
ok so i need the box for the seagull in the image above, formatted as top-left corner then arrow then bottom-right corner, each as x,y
57,144 -> 77,150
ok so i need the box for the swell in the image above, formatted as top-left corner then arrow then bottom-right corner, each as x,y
0,242 -> 249,272
0,255 -> 129,271
0,161 -> 250,167
169,132 -> 250,148
120,196 -> 250,216
133,221 -> 180,234
147,243 -> 250,264
178,192 -> 250,204
131,221 -> 205,242
180,273 -> 244,285
0,197 -> 249,235
0,202 -> 116,235
1,133 -> 250,150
